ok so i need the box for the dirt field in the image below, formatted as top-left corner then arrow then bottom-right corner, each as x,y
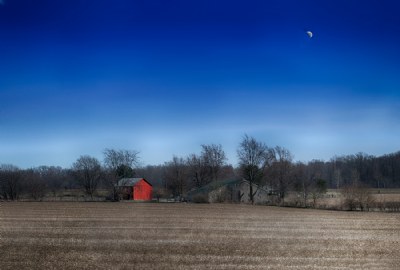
0,202 -> 399,269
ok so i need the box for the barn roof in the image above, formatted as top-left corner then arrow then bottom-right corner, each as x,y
186,178 -> 245,197
186,178 -> 270,198
115,178 -> 152,187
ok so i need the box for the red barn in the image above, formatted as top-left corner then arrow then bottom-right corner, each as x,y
115,178 -> 153,201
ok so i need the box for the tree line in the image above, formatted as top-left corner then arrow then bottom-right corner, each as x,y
1,135 -> 400,202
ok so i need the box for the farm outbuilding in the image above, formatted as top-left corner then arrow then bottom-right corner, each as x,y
186,179 -> 272,204
115,178 -> 153,201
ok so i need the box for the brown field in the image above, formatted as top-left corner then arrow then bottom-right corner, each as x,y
0,202 -> 399,269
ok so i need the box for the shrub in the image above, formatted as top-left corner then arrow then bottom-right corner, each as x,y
341,184 -> 374,211
385,201 -> 400,212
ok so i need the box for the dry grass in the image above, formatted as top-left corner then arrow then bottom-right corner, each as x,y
285,189 -> 400,210
0,202 -> 399,269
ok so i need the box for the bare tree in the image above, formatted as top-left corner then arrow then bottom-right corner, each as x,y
334,168 -> 342,189
292,162 -> 310,207
103,148 -> 140,200
37,166 -> 66,198
24,169 -> 47,201
72,155 -> 102,199
271,146 -> 293,204
237,135 -> 274,204
305,160 -> 327,207
0,164 -> 23,200
164,156 -> 188,198
186,153 -> 209,188
292,161 -> 327,208
201,144 -> 227,182
103,148 -> 140,177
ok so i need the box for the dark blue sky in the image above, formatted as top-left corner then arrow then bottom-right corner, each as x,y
1,0 -> 400,168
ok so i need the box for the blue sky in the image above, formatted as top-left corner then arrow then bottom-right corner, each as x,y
1,0 -> 400,168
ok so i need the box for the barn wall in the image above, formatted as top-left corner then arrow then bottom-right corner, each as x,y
209,186 -> 239,203
239,182 -> 269,204
133,179 -> 153,200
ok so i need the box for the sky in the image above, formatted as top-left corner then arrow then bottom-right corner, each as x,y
1,0 -> 400,168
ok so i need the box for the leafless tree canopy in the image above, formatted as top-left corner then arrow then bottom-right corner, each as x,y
72,155 -> 102,199
2,138 -> 400,203
269,146 -> 293,204
201,144 -> 227,182
186,153 -> 209,188
102,149 -> 140,200
103,148 -> 140,175
164,156 -> 188,197
24,169 -> 47,201
291,160 -> 328,207
0,164 -> 23,200
36,166 -> 67,197
237,135 -> 274,204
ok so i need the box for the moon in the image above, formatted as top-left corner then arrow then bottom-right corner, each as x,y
306,31 -> 313,38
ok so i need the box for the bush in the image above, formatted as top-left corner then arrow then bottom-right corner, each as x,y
341,184 -> 374,211
385,201 -> 400,212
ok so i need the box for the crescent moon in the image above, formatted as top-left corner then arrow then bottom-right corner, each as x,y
306,31 -> 313,38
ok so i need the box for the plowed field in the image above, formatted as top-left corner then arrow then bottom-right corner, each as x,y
0,202 -> 399,269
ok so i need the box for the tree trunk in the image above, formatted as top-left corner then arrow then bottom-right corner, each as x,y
249,182 -> 254,204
